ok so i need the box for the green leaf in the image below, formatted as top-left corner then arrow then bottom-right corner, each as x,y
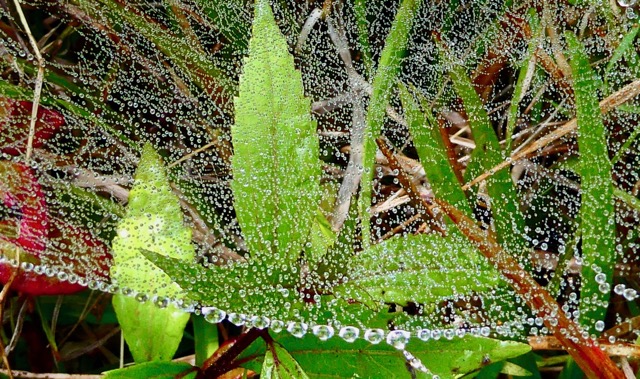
565,32 -> 616,330
505,11 -> 540,153
231,0 -> 321,265
399,83 -> 472,216
111,143 -> 195,296
194,0 -> 250,51
103,361 -> 197,379
262,343 -> 311,379
111,143 -> 195,362
112,296 -> 191,362
335,233 -> 501,307
77,0 -> 233,95
138,247 -> 245,307
604,24 -> 640,90
410,336 -> 531,379
305,210 -> 337,263
241,335 -> 407,378
359,0 -> 424,246
448,63 -> 529,263
354,0 -> 373,77
239,333 -> 530,379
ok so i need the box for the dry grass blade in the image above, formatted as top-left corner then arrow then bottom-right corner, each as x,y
376,137 -> 445,235
463,78 -> 640,190
11,0 -> 45,164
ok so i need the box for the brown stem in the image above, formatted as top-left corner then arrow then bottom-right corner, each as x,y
198,328 -> 266,379
528,336 -> 640,358
434,199 -> 624,379
376,138 -> 445,235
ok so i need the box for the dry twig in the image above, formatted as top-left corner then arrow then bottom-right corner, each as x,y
463,79 -> 640,190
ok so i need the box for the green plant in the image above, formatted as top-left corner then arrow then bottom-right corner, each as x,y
0,0 -> 639,378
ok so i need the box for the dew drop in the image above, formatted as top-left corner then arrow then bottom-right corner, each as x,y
227,313 -> 246,326
617,0 -> 637,7
364,329 -> 385,344
250,315 -> 270,329
202,307 -> 226,324
338,326 -> 360,343
386,330 -> 411,350
287,322 -> 308,338
270,320 -> 285,333
417,329 -> 431,341
312,325 -> 334,341
595,320 -> 605,332
623,288 -> 638,300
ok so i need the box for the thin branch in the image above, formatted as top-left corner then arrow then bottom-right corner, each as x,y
12,0 -> 45,164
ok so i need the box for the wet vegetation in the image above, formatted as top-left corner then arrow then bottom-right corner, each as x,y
0,0 -> 640,378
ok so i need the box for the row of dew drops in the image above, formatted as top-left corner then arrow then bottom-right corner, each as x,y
5,254 -> 639,343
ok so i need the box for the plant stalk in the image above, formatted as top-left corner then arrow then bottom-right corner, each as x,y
435,199 -> 624,379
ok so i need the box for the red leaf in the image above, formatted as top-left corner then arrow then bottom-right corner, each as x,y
0,98 -> 65,156
0,161 -> 112,296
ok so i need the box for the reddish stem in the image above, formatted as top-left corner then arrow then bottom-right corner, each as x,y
435,199 -> 624,379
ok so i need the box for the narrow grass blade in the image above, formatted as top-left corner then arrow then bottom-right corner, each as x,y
353,0 -> 373,78
448,64 -> 529,262
79,0 -> 233,96
399,83 -> 472,216
358,0 -> 424,247
194,0 -> 251,52
565,32 -> 617,331
505,12 -> 541,153
604,24 -> 640,87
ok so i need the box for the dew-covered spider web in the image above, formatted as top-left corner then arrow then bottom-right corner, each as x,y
1,0 -> 640,349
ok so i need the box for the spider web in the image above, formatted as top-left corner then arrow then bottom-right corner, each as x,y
1,0 -> 639,345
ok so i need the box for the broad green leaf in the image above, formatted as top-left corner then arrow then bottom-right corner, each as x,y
399,83 -> 472,216
262,343 -> 311,379
140,250 -> 303,322
138,248 -> 244,306
448,64 -> 529,263
112,296 -> 191,362
142,249 -> 389,328
231,0 -> 321,265
335,233 -> 501,307
111,143 -> 195,362
359,0 -> 424,246
410,337 -> 531,379
103,361 -> 197,379
239,333 -> 530,379
565,32 -> 616,330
